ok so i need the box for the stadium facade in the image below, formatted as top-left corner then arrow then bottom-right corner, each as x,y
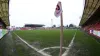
24,24 -> 44,28
22,24 -> 45,30
0,0 -> 9,29
80,0 -> 100,38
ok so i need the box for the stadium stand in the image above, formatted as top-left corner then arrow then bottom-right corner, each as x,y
0,0 -> 10,28
80,0 -> 100,38
24,24 -> 44,28
23,24 -> 45,30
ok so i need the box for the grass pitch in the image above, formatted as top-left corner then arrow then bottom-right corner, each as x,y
68,30 -> 100,56
13,29 -> 100,56
14,29 -> 76,48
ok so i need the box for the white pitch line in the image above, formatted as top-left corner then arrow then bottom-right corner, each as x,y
13,32 -> 51,56
13,32 -> 76,56
62,32 -> 76,56
39,46 -> 68,52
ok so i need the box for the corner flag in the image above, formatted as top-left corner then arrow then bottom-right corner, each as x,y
54,1 -> 62,17
54,1 -> 64,56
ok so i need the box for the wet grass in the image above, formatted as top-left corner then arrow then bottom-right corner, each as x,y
13,29 -> 100,56
14,29 -> 76,48
0,33 -> 17,56
68,30 -> 100,56
12,32 -> 43,56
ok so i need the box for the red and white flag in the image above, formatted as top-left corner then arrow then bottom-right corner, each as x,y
54,1 -> 62,17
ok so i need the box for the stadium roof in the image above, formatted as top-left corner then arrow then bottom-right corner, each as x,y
0,0 -> 9,26
24,24 -> 45,27
79,0 -> 100,26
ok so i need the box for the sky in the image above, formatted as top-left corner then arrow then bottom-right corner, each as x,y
9,0 -> 85,27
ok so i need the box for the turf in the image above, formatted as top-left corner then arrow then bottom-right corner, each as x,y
13,29 -> 100,56
12,32 -> 43,56
0,33 -> 17,56
14,29 -> 76,48
68,30 -> 100,56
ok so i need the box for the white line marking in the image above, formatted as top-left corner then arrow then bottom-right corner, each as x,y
62,32 -> 76,56
39,46 -> 68,52
13,32 -> 51,56
13,32 -> 76,56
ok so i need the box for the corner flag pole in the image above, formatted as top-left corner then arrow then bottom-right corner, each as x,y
60,11 -> 63,56
54,1 -> 63,56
